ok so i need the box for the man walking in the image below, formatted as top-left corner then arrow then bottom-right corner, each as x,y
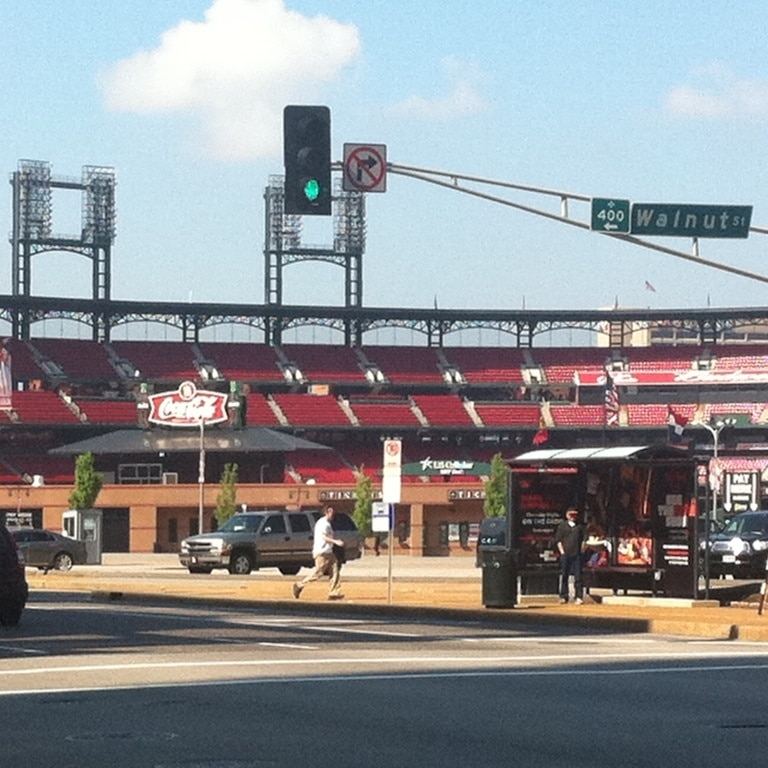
555,507 -> 585,604
293,505 -> 346,600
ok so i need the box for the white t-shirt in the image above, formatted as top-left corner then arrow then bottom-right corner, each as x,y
312,516 -> 333,558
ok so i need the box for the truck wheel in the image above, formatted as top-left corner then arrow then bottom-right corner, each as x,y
229,551 -> 254,575
278,565 -> 301,576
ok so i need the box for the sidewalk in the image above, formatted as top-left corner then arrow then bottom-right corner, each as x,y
24,553 -> 768,642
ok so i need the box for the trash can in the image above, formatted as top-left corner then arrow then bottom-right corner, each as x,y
481,549 -> 517,608
478,517 -> 517,608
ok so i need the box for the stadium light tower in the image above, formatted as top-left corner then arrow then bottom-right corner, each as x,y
283,105 -> 331,216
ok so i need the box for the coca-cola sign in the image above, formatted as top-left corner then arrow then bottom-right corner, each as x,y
148,381 -> 228,428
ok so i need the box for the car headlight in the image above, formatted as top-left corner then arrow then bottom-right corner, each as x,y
180,541 -> 189,553
207,538 -> 226,555
752,540 -> 768,552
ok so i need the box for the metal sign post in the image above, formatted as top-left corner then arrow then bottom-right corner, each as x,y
380,439 -> 402,604
198,418 -> 205,535
372,501 -> 394,603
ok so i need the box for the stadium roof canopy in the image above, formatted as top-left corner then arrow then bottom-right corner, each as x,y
49,427 -> 330,455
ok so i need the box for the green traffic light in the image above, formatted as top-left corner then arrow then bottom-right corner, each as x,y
303,178 -> 320,202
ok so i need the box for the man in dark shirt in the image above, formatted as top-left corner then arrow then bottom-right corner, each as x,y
555,507 -> 585,604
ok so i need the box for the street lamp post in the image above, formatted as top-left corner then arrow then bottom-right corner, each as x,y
695,417 -> 736,599
198,417 -> 206,535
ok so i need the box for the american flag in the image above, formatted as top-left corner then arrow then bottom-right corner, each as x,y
667,405 -> 688,440
532,417 -> 549,445
604,371 -> 619,427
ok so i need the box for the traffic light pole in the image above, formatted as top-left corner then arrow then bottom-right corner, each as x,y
387,162 -> 768,287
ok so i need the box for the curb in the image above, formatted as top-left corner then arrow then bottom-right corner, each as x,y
28,577 -> 768,642
86,589 -> 661,636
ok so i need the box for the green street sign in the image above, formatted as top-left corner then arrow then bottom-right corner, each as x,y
631,203 -> 752,239
591,198 -> 630,233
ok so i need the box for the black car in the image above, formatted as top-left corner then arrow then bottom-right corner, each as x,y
0,523 -> 29,627
705,510 -> 768,579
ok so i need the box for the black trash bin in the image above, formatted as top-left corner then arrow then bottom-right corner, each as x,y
481,548 -> 518,608
477,517 -> 517,608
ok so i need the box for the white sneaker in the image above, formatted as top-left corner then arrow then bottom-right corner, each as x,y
574,598 -> 583,605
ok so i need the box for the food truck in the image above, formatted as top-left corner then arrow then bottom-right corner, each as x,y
506,445 -> 702,599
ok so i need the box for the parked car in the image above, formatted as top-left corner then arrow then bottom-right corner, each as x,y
10,528 -> 88,572
705,510 -> 768,579
179,508 -> 363,575
0,523 -> 28,626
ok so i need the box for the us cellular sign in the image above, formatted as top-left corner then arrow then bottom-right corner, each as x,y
630,203 -> 752,239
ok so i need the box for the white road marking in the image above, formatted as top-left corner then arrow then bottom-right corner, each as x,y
258,642 -> 318,650
301,625 -> 422,638
0,645 -> 47,655
4,658 -> 768,697
461,636 -> 660,644
1,649 -> 768,678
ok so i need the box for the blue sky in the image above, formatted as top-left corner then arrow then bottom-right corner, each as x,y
1,0 -> 767,333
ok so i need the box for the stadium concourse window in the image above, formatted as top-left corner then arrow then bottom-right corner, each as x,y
118,463 -> 163,484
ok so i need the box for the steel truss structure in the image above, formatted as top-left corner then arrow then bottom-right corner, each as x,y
3,293 -> 768,348
9,160 -> 116,340
6,159 -> 768,348
264,175 -> 364,345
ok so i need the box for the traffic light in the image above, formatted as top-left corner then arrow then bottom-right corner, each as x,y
283,105 -> 331,216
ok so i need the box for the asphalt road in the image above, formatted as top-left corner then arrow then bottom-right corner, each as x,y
3,593 -> 768,767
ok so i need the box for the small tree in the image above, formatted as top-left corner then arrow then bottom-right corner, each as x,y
483,452 -> 508,518
214,463 -> 239,526
68,452 -> 103,510
352,469 -> 374,538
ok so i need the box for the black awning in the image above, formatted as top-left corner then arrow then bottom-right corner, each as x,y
49,427 -> 331,455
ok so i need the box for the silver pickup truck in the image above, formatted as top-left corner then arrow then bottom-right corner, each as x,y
179,508 -> 363,575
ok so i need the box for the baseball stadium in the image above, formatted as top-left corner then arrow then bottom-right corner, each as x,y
2,159 -> 768,559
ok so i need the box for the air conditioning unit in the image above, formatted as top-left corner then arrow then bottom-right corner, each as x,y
162,472 -> 179,485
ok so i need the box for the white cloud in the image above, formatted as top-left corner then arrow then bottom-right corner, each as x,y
391,57 -> 489,120
664,65 -> 768,121
99,0 -> 361,160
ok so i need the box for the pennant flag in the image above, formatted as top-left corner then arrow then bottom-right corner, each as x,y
604,371 -> 619,427
667,405 -> 688,442
532,414 -> 549,445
